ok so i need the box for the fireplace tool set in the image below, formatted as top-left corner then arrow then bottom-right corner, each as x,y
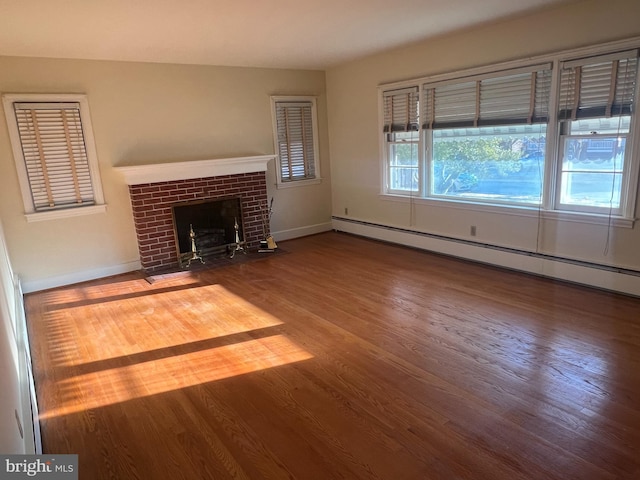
259,197 -> 277,252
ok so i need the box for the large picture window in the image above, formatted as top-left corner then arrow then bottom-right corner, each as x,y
380,44 -> 639,222
431,124 -> 546,204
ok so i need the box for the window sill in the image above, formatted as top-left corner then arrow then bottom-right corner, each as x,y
379,194 -> 635,228
25,204 -> 107,223
276,178 -> 322,189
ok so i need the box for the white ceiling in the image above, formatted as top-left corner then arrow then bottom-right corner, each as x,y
0,0 -> 577,70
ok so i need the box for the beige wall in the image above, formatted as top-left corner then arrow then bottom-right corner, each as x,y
0,58 -> 331,291
326,0 -> 640,273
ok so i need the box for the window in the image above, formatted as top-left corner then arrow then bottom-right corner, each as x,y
431,125 -> 546,204
383,87 -> 420,194
271,96 -> 321,188
556,51 -> 638,214
558,118 -> 629,212
380,43 -> 640,223
387,131 -> 419,193
2,94 -> 105,221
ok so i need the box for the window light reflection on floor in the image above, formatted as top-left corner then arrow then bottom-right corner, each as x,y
41,334 -> 313,419
36,282 -> 312,419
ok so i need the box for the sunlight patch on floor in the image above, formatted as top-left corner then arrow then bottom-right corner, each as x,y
43,283 -> 284,366
40,334 -> 312,419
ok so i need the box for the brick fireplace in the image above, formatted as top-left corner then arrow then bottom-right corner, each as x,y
116,155 -> 274,273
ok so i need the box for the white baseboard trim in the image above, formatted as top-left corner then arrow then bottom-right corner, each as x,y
21,260 -> 141,294
332,217 -> 640,297
272,222 -> 333,242
20,222 -> 333,293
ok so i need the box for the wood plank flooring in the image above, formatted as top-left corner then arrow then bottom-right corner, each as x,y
25,232 -> 640,479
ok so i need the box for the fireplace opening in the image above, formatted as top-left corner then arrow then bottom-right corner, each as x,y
171,197 -> 244,267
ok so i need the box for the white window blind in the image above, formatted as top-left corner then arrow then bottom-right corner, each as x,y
275,100 -> 317,182
13,102 -> 95,211
382,87 -> 419,133
558,50 -> 639,120
422,64 -> 552,129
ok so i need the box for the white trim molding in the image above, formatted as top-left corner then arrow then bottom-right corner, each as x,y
20,259 -> 141,294
272,222 -> 333,241
25,204 -> 107,223
115,155 -> 276,186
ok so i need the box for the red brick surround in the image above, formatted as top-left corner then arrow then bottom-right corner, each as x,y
129,172 -> 268,273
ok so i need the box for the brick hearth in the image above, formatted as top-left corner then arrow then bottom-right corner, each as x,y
129,172 -> 268,273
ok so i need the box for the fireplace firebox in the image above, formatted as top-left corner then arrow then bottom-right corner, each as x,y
172,197 -> 244,267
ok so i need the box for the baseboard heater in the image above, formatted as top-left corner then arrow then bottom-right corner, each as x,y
331,216 -> 640,296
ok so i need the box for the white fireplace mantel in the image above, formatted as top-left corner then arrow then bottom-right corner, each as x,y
115,154 -> 275,186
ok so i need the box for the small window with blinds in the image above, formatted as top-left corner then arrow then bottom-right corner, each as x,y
271,96 -> 320,187
2,94 -> 105,220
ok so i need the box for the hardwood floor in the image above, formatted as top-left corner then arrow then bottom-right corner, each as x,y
25,232 -> 640,479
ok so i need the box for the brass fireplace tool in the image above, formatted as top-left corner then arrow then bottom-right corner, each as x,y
185,224 -> 205,267
259,197 -> 277,252
229,217 -> 246,259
